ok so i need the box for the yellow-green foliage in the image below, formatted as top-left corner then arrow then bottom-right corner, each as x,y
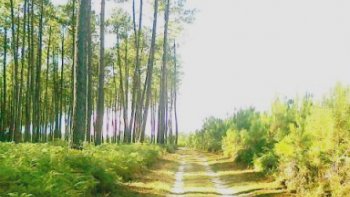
222,129 -> 241,158
188,85 -> 350,196
275,85 -> 350,196
186,117 -> 227,152
0,143 -> 164,197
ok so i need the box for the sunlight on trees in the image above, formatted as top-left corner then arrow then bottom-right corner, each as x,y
187,85 -> 350,196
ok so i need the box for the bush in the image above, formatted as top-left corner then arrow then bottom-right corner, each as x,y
187,85 -> 350,196
186,117 -> 227,152
0,143 -> 164,197
222,112 -> 269,165
222,129 -> 240,158
254,151 -> 278,173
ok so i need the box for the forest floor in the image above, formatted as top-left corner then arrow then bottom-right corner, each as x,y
119,148 -> 291,197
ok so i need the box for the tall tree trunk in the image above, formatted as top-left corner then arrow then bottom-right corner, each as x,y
112,63 -> 118,143
173,41 -> 179,145
10,0 -> 21,142
168,76 -> 173,144
150,91 -> 156,144
53,49 -> 60,139
117,99 -> 122,143
122,38 -> 130,143
25,0 -> 35,142
1,28 -> 7,141
95,0 -> 106,145
69,0 -> 77,140
32,0 -> 44,142
59,29 -> 65,141
17,0 -> 28,143
72,0 -> 90,148
130,0 -> 143,142
86,0 -> 93,143
140,0 -> 158,142
44,26 -> 52,142
157,0 -> 170,144
116,31 -> 127,143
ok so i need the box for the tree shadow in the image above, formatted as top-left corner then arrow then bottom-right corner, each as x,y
116,184 -> 165,197
118,156 -> 180,197
208,156 -> 291,197
169,191 -> 223,196
232,187 -> 288,196
210,156 -> 247,172
220,171 -> 266,187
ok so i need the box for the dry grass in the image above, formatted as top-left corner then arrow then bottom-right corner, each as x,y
206,153 -> 292,197
120,149 -> 293,197
118,153 -> 180,197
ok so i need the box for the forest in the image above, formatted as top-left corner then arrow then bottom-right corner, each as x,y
0,0 -> 349,197
0,0 -> 193,146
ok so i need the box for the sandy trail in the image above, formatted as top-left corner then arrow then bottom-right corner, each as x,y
168,149 -> 235,197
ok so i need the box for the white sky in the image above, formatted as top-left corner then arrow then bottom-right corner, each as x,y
54,0 -> 350,133
178,0 -> 350,132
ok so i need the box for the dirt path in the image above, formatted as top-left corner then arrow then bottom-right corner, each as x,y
168,148 -> 235,197
121,148 -> 289,197
167,148 -> 288,197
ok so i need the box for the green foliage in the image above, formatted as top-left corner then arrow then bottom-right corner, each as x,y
253,151 -> 278,173
0,143 -> 164,197
177,134 -> 188,147
274,85 -> 350,195
187,85 -> 350,196
186,117 -> 227,152
222,110 -> 269,165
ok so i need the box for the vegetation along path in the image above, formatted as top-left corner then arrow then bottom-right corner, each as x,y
164,148 -> 289,197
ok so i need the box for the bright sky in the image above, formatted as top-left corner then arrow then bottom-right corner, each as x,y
54,0 -> 350,133
178,0 -> 350,132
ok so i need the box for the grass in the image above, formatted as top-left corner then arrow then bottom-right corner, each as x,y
205,152 -> 292,197
0,143 -> 293,197
120,148 -> 292,197
118,151 -> 180,197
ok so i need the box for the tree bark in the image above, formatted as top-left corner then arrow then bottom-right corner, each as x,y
157,0 -> 170,144
72,0 -> 90,148
121,36 -> 131,143
17,0 -> 28,143
140,0 -> 159,143
10,0 -> 21,142
32,0 -> 44,142
86,0 -> 93,143
69,0 -> 77,140
1,28 -> 7,141
95,0 -> 106,145
44,26 -> 52,142
130,0 -> 143,142
173,41 -> 179,145
59,29 -> 65,141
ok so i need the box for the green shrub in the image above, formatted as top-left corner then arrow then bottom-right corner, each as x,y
0,143 -> 164,197
254,151 -> 278,173
222,129 -> 240,158
187,85 -> 350,196
186,117 -> 228,152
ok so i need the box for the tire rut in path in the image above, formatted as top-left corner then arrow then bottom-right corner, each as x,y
168,149 -> 235,197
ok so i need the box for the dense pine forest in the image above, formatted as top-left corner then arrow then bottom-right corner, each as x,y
0,0 -> 193,145
0,0 -> 193,196
1,0 -> 350,197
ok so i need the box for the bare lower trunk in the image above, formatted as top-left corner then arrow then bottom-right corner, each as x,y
95,0 -> 106,145
72,0 -> 90,148
140,0 -> 159,143
157,0 -> 170,144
